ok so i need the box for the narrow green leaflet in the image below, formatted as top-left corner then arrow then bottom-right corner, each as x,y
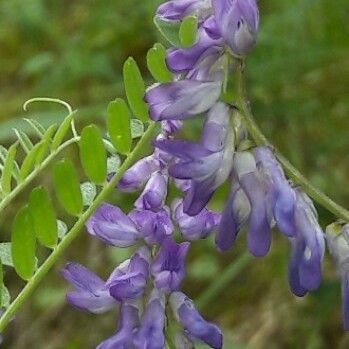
146,43 -> 172,83
153,16 -> 181,47
52,159 -> 83,216
13,129 -> 34,154
11,206 -> 36,280
1,285 -> 10,308
57,220 -> 68,240
0,243 -> 13,267
107,99 -> 132,155
179,16 -> 198,47
123,57 -> 149,122
51,112 -> 75,151
29,186 -> 58,248
1,142 -> 18,195
80,182 -> 97,206
23,119 -> 46,138
79,125 -> 107,184
19,140 -> 46,180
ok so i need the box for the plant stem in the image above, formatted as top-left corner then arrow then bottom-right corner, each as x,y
0,137 -> 79,213
236,60 -> 349,223
196,252 -> 251,310
0,122 -> 157,333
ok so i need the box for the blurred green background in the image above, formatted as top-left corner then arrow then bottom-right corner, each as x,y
0,0 -> 349,348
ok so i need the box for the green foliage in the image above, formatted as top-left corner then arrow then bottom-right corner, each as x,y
123,57 -> 149,122
107,99 -> 132,155
153,16 -> 181,47
29,186 -> 58,248
1,142 -> 18,195
51,112 -> 75,150
179,16 -> 198,48
147,43 -> 172,82
52,160 -> 83,216
11,206 -> 36,280
79,125 -> 107,185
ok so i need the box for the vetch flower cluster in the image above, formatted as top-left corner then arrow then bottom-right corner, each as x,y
62,0 -> 349,345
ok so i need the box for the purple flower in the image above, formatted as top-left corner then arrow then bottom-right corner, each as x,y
151,238 -> 190,293
172,198 -> 220,240
133,289 -> 166,349
61,263 -> 115,314
326,223 -> 349,330
288,190 -> 325,295
161,120 -> 183,136
86,203 -> 140,247
166,24 -> 223,76
216,178 -> 250,251
135,171 -> 169,212
97,302 -> 140,349
212,0 -> 259,56
118,155 -> 160,192
129,207 -> 174,245
157,0 -> 212,21
145,80 -> 222,121
254,146 -> 296,237
106,247 -> 150,301
155,102 -> 234,215
234,151 -> 272,257
170,292 -> 223,349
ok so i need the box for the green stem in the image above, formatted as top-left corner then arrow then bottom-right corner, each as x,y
0,137 -> 79,213
0,122 -> 157,333
236,60 -> 349,223
196,252 -> 251,310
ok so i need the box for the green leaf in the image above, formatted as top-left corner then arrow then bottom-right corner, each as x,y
52,159 -> 83,216
146,43 -> 172,82
80,182 -> 97,206
29,186 -> 58,248
123,57 -> 149,122
107,155 -> 121,174
23,118 -> 46,138
19,141 -> 46,180
130,119 -> 145,139
153,16 -> 181,47
79,125 -> 107,184
51,111 -> 75,151
0,243 -> 13,267
179,16 -> 198,47
1,142 -> 18,195
13,129 -> 34,154
1,285 -> 10,308
57,220 -> 68,239
107,99 -> 132,155
11,206 -> 36,280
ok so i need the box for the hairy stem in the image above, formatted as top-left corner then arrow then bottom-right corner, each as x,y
0,137 -> 79,213
0,122 -> 157,333
236,60 -> 349,223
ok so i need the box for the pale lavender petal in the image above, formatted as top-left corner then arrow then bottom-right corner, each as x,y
86,203 -> 139,247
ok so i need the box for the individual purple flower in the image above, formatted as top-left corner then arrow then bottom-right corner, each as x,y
157,0 -> 212,21
161,120 -> 183,136
233,151 -> 272,257
254,146 -> 297,237
135,171 -> 169,212
216,178 -> 251,251
86,203 -> 140,247
288,190 -> 325,295
151,238 -> 190,293
212,0 -> 259,56
155,102 -> 234,215
118,155 -> 160,192
106,247 -> 150,301
61,263 -> 115,314
129,207 -> 174,245
97,302 -> 140,349
133,289 -> 166,349
145,80 -> 222,121
172,198 -> 220,240
166,25 -> 223,76
170,292 -> 223,349
326,223 -> 349,330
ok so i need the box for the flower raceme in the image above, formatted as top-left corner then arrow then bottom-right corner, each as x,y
62,0 -> 349,346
